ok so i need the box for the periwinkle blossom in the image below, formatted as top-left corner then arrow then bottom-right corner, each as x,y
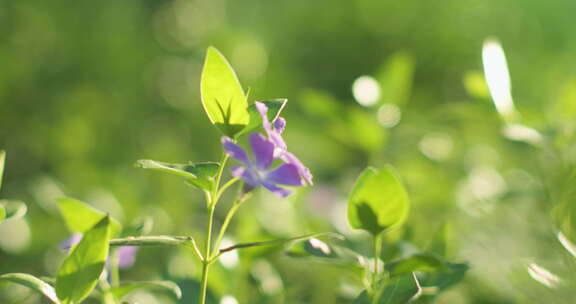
254,102 -> 313,185
222,134 -> 303,197
222,102 -> 313,197
60,234 -> 138,269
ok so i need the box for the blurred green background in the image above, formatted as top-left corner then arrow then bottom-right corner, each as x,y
2,0 -> 576,303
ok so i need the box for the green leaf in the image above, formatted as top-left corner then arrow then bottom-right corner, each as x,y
286,237 -> 364,274
376,274 -> 420,304
348,166 -> 410,235
0,200 -> 28,222
239,99 -> 288,136
136,160 -> 219,191
200,46 -> 249,137
385,254 -> 446,278
421,263 -> 468,292
0,205 -> 4,222
0,150 -> 5,191
110,281 -> 182,300
219,232 -> 342,255
56,216 -> 112,304
0,273 -> 61,304
56,197 -> 122,237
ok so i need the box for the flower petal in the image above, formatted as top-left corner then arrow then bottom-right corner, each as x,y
255,102 -> 272,133
262,182 -> 292,198
274,117 -> 286,133
117,246 -> 139,269
231,166 -> 260,188
222,136 -> 250,165
266,163 -> 303,186
249,133 -> 275,170
281,152 -> 313,185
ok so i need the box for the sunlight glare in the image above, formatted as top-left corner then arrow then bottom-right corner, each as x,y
482,39 -> 515,117
352,76 -> 381,106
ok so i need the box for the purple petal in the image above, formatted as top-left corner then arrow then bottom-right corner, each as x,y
266,164 -> 303,186
222,136 -> 250,165
262,182 -> 292,198
117,246 -> 139,269
281,152 -> 313,185
255,102 -> 273,132
231,166 -> 260,188
249,133 -> 274,170
274,117 -> 286,133
60,234 -> 82,251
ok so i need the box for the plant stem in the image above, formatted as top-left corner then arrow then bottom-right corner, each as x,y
109,249 -> 120,288
199,204 -> 216,304
372,233 -> 382,296
211,195 -> 246,259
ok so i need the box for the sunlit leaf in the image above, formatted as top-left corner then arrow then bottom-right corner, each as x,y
375,274 -> 420,304
110,281 -> 182,300
0,273 -> 61,304
348,166 -> 410,235
56,216 -> 112,304
201,47 -> 249,137
56,197 -> 122,237
136,160 -> 219,191
0,205 -> 4,222
385,254 -> 446,277
239,99 -> 287,136
0,200 -> 28,222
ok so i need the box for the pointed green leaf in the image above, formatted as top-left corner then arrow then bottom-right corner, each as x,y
110,281 -> 182,300
0,150 -> 5,191
56,216 -> 112,304
348,166 -> 409,236
136,160 -> 219,191
0,200 -> 28,222
219,232 -> 342,255
200,47 -> 249,137
239,99 -> 288,136
0,273 -> 61,304
375,274 -> 420,304
56,197 -> 122,237
385,254 -> 446,278
285,238 -> 364,273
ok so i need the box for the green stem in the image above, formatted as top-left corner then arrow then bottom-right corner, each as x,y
199,204 -> 216,304
211,195 -> 246,259
371,233 -> 382,298
110,249 -> 120,288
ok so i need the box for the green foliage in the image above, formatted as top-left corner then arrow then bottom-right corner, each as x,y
0,273 -> 61,304
0,205 -> 4,222
136,160 -> 220,191
56,197 -> 122,237
348,166 -> 410,236
56,216 -> 112,304
200,47 -> 249,137
385,254 -> 446,277
110,281 -> 182,301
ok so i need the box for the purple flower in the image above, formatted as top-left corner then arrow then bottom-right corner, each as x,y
117,246 -> 138,269
255,102 -> 313,185
222,134 -> 303,197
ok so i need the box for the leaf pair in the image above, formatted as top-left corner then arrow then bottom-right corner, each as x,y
200,47 -> 287,138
